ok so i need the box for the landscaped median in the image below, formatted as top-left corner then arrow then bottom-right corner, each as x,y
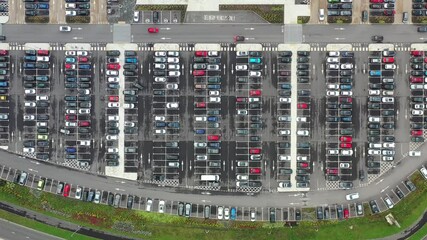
0,172 -> 425,240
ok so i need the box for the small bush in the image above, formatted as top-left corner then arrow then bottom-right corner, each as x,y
66,16 -> 90,24
25,16 -> 49,24
297,16 -> 310,24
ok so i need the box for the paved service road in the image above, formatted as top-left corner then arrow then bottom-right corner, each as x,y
0,218 -> 62,240
2,24 -> 427,44
0,148 -> 425,208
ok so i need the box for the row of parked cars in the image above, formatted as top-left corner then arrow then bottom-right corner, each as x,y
22,49 -> 51,160
367,50 -> 396,165
24,0 -> 49,17
62,50 -> 93,166
0,50 -> 9,142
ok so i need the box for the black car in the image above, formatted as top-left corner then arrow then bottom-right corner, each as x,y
249,64 -> 262,70
297,57 -> 309,63
372,35 -> 383,43
297,51 -> 309,57
178,202 -> 184,216
405,180 -> 417,191
367,161 -> 380,168
369,200 -> 380,214
297,64 -> 309,70
234,35 -> 245,42
295,209 -> 301,220
339,182 -> 353,189
153,11 -> 159,23
316,207 -> 323,220
107,193 -> 114,206
297,77 -> 309,83
279,51 -> 292,57
127,195 -> 134,209
107,50 -> 120,57
297,70 -> 309,76
269,208 -> 276,223
327,175 -> 339,181
394,188 -> 404,199
25,10 -> 36,16
23,140 -> 35,147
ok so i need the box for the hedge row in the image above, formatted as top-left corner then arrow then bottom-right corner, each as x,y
25,16 -> 49,24
219,5 -> 284,23
66,16 -> 90,24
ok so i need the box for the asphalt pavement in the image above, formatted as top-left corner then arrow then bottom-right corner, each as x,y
0,218 -> 62,240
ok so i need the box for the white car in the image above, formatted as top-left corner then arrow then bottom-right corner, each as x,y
76,51 -> 88,56
368,116 -> 380,122
382,97 -> 394,103
414,104 -> 424,109
341,91 -> 353,96
296,117 -> 307,122
297,130 -> 309,136
37,56 -> 49,62
155,116 -> 165,121
194,142 -> 207,148
412,110 -> 423,116
328,64 -> 339,70
382,90 -> 394,96
65,51 -> 76,56
24,102 -> 36,107
341,63 -> 353,69
279,130 -> 291,136
237,109 -> 247,115
66,109 -> 77,114
36,95 -> 49,101
108,77 -> 119,83
108,115 -> 119,121
65,121 -> 77,127
23,147 -> 35,153
166,83 -> 178,90
278,155 -> 291,161
155,129 -> 166,134
154,77 -> 166,83
108,102 -> 119,108
345,193 -> 360,201
209,91 -> 220,96
224,208 -> 230,220
106,70 -> 119,76
327,91 -> 339,96
369,90 -> 380,96
167,51 -> 179,57
296,155 -> 308,161
383,142 -> 395,148
59,26 -> 71,32
339,162 -> 351,169
383,156 -> 394,161
75,187 -> 82,199
79,140 -> 91,146
328,149 -> 339,155
384,64 -> 396,70
249,71 -> 261,77
327,84 -> 339,90
65,10 -> 76,16
249,97 -> 259,102
146,199 -> 152,211
208,51 -> 219,57
168,64 -> 180,70
236,65 -> 248,71
236,175 -> 249,180
168,71 -> 180,77
25,89 -> 35,94
24,115 -> 35,120
341,149 -> 353,156
328,51 -> 340,57
106,135 -> 118,140
209,97 -> 221,103
107,148 -> 118,153
167,57 -> 179,63
420,167 -> 427,179
124,103 -> 135,109
158,200 -> 165,213
279,98 -> 291,103
154,64 -> 166,69
368,149 -> 381,155
166,102 -> 179,108
65,3 -> 75,9
236,51 -> 248,57
133,11 -> 139,22
384,197 -> 394,209
155,51 -> 166,57
217,206 -> 224,219
79,109 -> 90,114
409,151 -> 421,157
37,122 -> 47,127
327,57 -> 339,63
195,116 -> 207,122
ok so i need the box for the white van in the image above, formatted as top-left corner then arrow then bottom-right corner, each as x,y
319,9 -> 325,21
201,175 -> 219,181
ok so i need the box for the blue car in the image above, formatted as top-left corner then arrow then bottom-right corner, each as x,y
38,3 -> 49,9
195,129 -> 206,134
369,70 -> 381,76
65,147 -> 76,153
155,121 -> 166,128
79,64 -> 91,69
208,142 -> 220,148
341,117 -> 352,122
125,58 -> 137,63
23,63 -> 35,69
230,207 -> 236,220
0,81 -> 8,87
65,57 -> 76,63
249,58 -> 262,64
167,122 -> 180,128
207,116 -> 218,122
66,77 -> 77,82
207,84 -> 220,89
24,56 -> 36,62
281,84 -> 291,89
340,84 -> 352,90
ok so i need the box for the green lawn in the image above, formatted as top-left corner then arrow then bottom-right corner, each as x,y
0,209 -> 96,240
0,172 -> 425,240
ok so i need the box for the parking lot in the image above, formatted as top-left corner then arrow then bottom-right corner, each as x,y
0,42 -> 420,193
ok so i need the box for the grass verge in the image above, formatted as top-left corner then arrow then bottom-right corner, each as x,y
0,172 -> 425,240
0,208 -> 96,240
219,5 -> 283,23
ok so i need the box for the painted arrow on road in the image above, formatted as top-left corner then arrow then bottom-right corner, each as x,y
160,28 -> 171,30
244,28 -> 254,30
72,37 -> 83,40
160,37 -> 171,40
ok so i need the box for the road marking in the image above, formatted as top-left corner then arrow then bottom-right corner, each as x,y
380,186 -> 389,193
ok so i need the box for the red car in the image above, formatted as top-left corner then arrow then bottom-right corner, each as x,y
382,57 -> 394,63
249,90 -> 261,96
207,135 -> 220,141
63,184 -> 70,197
236,97 -> 247,102
109,96 -> 119,102
78,56 -> 88,62
326,168 -> 338,174
193,70 -> 206,76
340,143 -> 352,148
411,130 -> 423,136
424,57 -> 427,63
340,97 -> 352,103
107,63 -> 120,70
0,50 -> 8,56
79,121 -> 90,127
195,51 -> 208,57
147,27 -> 159,33
249,148 -> 261,154
410,76 -> 423,83
195,102 -> 206,108
298,162 -> 309,168
250,168 -> 261,174
37,50 -> 49,56
384,10 -> 395,16
234,35 -> 245,42
65,114 -> 77,121
65,64 -> 74,69
411,51 -> 422,57
370,0 -> 383,2
297,103 -> 308,109
344,208 -> 349,219
339,136 -> 352,142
